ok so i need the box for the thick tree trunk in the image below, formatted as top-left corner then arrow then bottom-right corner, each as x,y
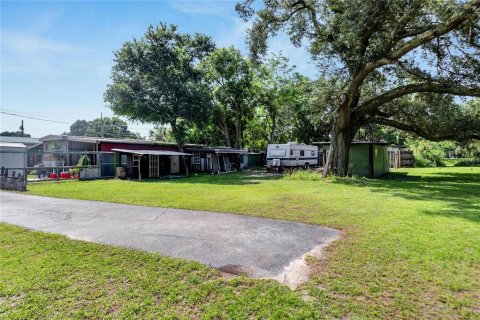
323,96 -> 352,177
171,120 -> 188,175
235,112 -> 242,149
269,115 -> 276,144
218,117 -> 231,147
335,125 -> 351,177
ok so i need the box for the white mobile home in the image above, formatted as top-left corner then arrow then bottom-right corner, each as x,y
266,143 -> 318,168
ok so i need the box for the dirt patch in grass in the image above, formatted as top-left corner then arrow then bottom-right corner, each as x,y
218,264 -> 252,276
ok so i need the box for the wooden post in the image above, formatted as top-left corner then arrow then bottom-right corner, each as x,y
138,156 -> 142,180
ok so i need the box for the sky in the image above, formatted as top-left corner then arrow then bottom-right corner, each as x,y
1,0 -> 316,138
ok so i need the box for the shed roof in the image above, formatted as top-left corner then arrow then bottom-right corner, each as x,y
39,135 -> 182,146
111,148 -> 192,156
186,146 -> 247,154
0,136 -> 39,146
312,141 -> 389,146
0,142 -> 27,149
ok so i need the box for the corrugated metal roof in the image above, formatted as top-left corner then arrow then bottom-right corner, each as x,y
0,136 -> 39,145
186,146 -> 247,154
0,142 -> 27,149
38,135 -> 190,147
111,148 -> 192,156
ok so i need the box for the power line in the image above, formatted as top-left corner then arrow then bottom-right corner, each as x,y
1,108 -> 69,122
1,109 -> 154,137
1,108 -> 155,131
0,111 -> 71,124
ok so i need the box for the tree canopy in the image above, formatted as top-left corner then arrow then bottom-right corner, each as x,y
69,117 -> 139,139
104,23 -> 215,148
237,0 -> 480,175
199,47 -> 254,148
0,131 -> 31,138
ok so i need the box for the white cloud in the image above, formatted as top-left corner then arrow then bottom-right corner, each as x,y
0,30 -> 107,79
1,31 -> 84,56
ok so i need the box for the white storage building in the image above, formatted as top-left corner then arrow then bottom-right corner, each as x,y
0,142 -> 27,176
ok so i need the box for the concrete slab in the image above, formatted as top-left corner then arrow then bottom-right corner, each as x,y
0,191 -> 339,287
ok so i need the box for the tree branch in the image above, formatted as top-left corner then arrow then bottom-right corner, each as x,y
350,0 -> 480,91
370,117 -> 480,141
354,83 -> 480,118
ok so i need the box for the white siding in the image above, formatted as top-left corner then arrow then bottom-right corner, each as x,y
0,144 -> 27,175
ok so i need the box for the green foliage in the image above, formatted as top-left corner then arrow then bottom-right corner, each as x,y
0,131 -> 31,137
282,169 -> 322,181
453,158 -> 480,166
405,136 -> 455,167
454,139 -> 480,159
148,125 -> 176,143
69,119 -> 88,136
244,53 -> 326,149
77,154 -> 91,166
237,0 -> 480,175
405,134 -> 480,167
69,117 -> 139,139
199,47 -> 254,147
104,23 -> 215,146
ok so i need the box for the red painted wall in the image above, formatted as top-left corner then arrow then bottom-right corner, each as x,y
99,142 -> 179,152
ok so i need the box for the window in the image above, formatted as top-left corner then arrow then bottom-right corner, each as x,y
133,154 -> 140,167
311,151 -> 315,157
300,150 -> 305,156
290,150 -> 293,156
269,149 -> 286,157
193,152 -> 201,165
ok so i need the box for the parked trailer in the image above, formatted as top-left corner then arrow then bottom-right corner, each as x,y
266,143 -> 318,168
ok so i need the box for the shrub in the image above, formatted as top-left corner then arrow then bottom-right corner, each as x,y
405,137 -> 450,167
283,169 -> 322,181
453,158 -> 480,167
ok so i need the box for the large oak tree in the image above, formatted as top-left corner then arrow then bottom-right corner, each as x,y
237,0 -> 480,176
104,23 -> 215,148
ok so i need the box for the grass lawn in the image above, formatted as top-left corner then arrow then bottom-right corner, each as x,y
2,167 -> 479,319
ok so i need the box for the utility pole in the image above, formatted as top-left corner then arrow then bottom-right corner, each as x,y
19,120 -> 24,137
100,112 -> 104,138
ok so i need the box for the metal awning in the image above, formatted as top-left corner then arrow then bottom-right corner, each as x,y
186,147 -> 247,154
111,148 -> 192,156
214,149 -> 247,154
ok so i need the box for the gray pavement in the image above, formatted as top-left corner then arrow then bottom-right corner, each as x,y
0,191 -> 339,279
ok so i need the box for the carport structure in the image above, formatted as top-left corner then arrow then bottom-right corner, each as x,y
111,149 -> 192,179
185,146 -> 247,174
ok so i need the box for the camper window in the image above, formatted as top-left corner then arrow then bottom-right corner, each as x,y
290,150 -> 293,156
311,151 -> 315,156
300,150 -> 305,156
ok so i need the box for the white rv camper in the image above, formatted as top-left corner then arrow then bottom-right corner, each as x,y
266,142 -> 318,168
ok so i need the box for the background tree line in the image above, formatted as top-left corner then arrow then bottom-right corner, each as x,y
68,117 -> 140,139
103,24 -> 333,151
104,0 -> 480,177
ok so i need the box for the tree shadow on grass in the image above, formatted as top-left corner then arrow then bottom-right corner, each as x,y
332,170 -> 480,223
135,171 -> 281,186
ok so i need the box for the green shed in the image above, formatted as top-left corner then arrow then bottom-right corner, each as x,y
314,142 -> 389,178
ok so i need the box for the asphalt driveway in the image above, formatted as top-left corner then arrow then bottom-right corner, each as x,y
0,191 -> 339,286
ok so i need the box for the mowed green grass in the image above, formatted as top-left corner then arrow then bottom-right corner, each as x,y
1,167 -> 479,319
